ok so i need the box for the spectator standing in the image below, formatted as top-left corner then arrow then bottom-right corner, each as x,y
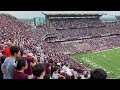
1,46 -> 21,79
13,58 -> 29,79
32,63 -> 46,79
52,66 -> 65,79
3,41 -> 13,57
22,50 -> 38,78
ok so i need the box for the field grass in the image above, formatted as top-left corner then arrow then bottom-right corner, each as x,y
73,48 -> 120,79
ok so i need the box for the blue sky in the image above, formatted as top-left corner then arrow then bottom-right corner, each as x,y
0,11 -> 120,19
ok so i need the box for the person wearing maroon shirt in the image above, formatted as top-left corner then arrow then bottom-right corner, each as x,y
13,58 -> 28,79
32,63 -> 46,79
44,59 -> 51,78
22,50 -> 38,78
60,72 -> 66,79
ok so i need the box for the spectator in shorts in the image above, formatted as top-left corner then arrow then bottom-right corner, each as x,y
1,46 -> 21,79
90,68 -> 107,79
32,63 -> 46,79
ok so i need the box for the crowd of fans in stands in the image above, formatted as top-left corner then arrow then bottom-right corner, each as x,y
41,18 -> 120,42
49,18 -> 105,29
42,17 -> 120,54
0,44 -> 108,79
0,13 -> 113,79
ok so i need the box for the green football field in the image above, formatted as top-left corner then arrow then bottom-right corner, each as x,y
73,48 -> 120,79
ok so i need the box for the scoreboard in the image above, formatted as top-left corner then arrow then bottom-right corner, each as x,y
34,17 -> 45,26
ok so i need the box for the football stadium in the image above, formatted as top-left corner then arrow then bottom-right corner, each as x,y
0,11 -> 120,79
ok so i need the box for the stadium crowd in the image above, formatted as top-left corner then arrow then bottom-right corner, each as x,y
0,13 -> 110,79
42,18 -> 120,42
41,16 -> 120,54
49,18 -> 105,29
0,45 -> 107,79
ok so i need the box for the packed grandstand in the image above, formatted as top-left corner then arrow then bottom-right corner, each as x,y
0,11 -> 120,79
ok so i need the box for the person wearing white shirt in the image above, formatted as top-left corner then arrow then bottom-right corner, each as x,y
66,67 -> 72,76
62,65 -> 67,72
62,63 -> 69,72
62,63 -> 72,76
40,52 -> 46,63
52,66 -> 65,79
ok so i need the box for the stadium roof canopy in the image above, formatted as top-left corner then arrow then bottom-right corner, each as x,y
42,11 -> 107,16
